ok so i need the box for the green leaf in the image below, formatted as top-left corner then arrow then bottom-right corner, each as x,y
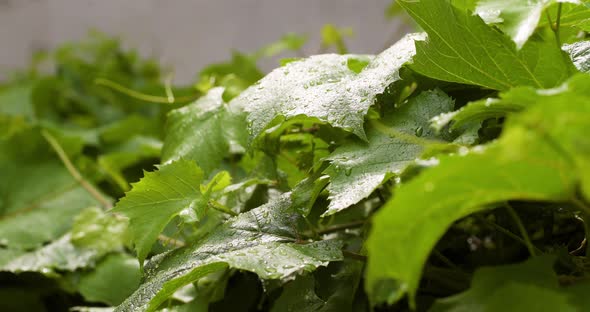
78,254 -> 141,306
430,257 -> 586,312
366,75 -> 590,305
232,33 -> 425,141
112,160 -> 205,266
0,129 -> 99,251
324,89 -> 453,215
70,207 -> 129,255
315,260 -> 364,312
3,207 -> 128,274
540,1 -> 590,31
116,195 -> 343,312
161,88 -> 247,174
256,33 -> 308,58
398,0 -> 573,90
271,275 -> 325,312
3,234 -> 101,274
320,24 -> 354,54
430,86 -> 540,132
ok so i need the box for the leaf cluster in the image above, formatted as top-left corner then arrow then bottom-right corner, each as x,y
3,1 -> 590,311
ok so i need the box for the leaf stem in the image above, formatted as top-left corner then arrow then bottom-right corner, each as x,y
504,203 -> 537,257
41,130 -> 113,209
571,198 -> 590,257
432,250 -> 461,271
478,215 -> 543,255
95,78 -> 198,104
555,3 -> 563,47
571,197 -> 590,215
342,250 -> 366,262
209,200 -> 239,217
316,220 -> 366,235
42,129 -> 186,248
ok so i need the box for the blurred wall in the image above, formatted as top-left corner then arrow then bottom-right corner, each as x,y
0,0 -> 406,83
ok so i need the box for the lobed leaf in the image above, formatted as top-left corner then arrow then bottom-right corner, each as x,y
398,0 -> 573,90
232,33 -> 425,141
112,160 -> 205,266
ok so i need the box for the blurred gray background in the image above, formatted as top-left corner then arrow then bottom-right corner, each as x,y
0,0 -> 406,83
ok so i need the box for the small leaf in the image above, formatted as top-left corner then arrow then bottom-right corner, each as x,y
112,160 -> 205,266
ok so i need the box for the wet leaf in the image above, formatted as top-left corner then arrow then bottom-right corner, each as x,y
233,33 -> 425,141
116,195 -> 343,312
323,89 -> 454,215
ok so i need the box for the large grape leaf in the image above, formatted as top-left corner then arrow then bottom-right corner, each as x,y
232,33 -> 426,141
116,195 -> 343,312
323,89 -> 454,216
430,257 -> 589,312
0,129 -> 99,251
112,160 -> 205,266
161,88 -> 247,174
366,74 -> 590,305
398,0 -> 573,90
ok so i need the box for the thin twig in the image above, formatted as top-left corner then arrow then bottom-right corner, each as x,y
316,220 -> 366,235
571,199 -> 590,257
342,250 -> 367,262
432,250 -> 461,271
95,78 -> 198,104
505,203 -> 537,257
571,197 -> 590,215
42,129 -> 186,248
209,200 -> 239,217
478,215 -> 543,255
555,3 -> 563,47
42,130 -> 113,209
